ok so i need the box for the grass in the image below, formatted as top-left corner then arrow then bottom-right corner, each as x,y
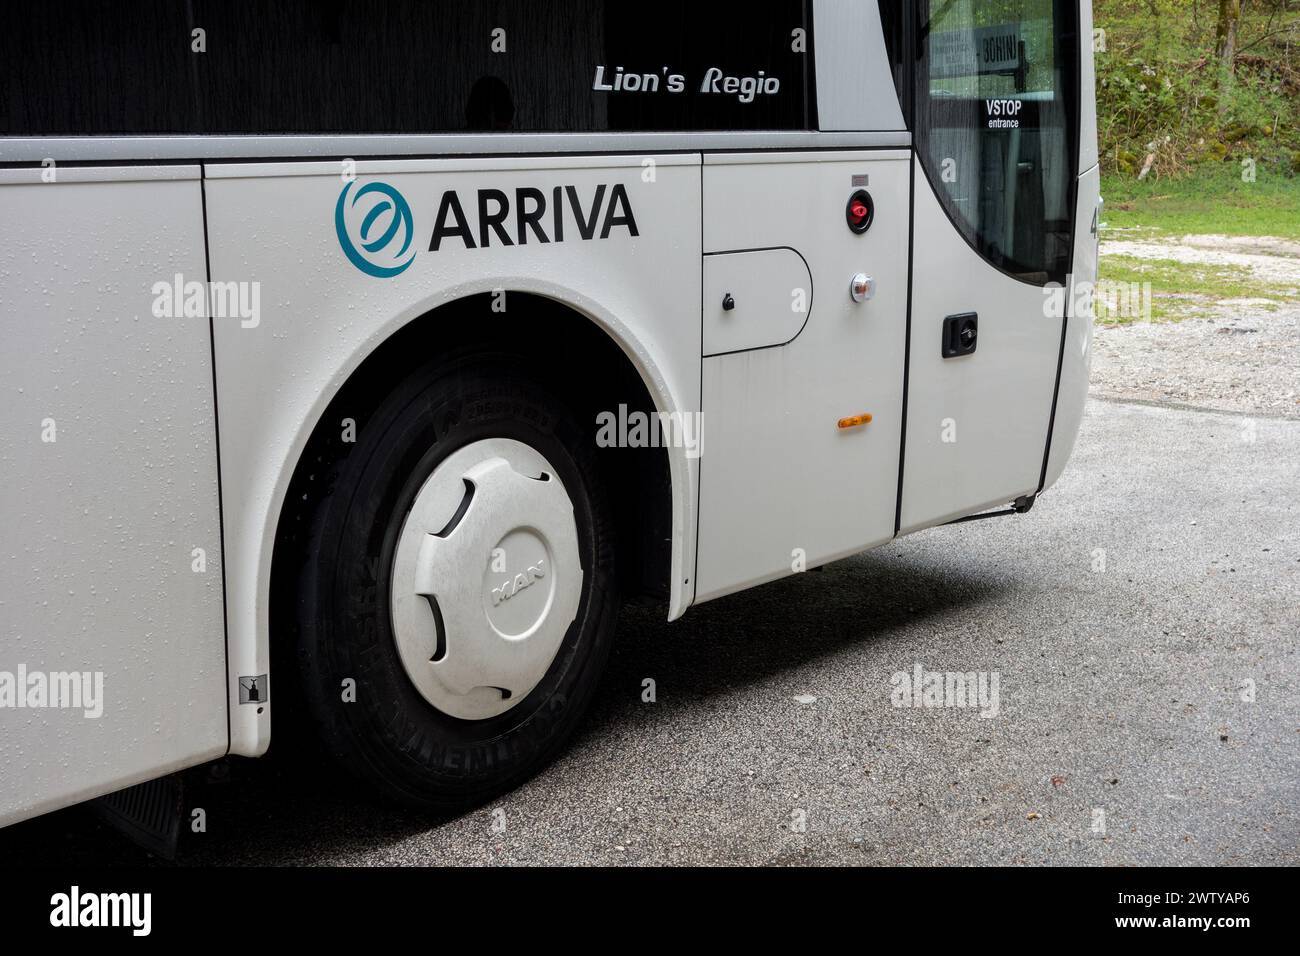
1094,253 -> 1287,324
1089,3 -> 1300,325
1101,164 -> 1300,240
1095,163 -> 1300,325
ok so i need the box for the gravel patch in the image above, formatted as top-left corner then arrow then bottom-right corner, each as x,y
1102,233 -> 1300,287
1092,234 -> 1300,418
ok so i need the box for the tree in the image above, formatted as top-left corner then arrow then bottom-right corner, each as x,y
1215,0 -> 1242,116
1216,0 -> 1242,64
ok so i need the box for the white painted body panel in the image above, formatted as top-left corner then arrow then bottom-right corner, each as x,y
813,0 -> 906,132
898,158 -> 1062,533
695,151 -> 910,602
204,156 -> 702,756
1044,164 -> 1100,492
1078,1 -> 1100,176
0,167 -> 227,826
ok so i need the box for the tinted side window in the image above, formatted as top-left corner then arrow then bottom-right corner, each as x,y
189,1 -> 608,134
914,0 -> 1079,284
2,0 -> 814,135
1,1 -> 195,135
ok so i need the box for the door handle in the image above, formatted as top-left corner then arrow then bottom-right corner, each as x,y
941,312 -> 978,358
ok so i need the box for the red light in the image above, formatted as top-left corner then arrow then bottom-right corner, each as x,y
846,189 -> 875,234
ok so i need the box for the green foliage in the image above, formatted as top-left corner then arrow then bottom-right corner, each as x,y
1094,0 -> 1300,177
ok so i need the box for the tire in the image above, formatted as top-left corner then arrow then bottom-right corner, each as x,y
291,357 -> 618,810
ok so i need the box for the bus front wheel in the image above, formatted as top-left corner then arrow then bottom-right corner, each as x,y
292,358 -> 618,809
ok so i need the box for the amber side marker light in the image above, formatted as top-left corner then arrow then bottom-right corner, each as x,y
837,413 -> 873,429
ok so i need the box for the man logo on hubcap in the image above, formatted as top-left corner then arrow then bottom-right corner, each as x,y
491,559 -> 546,606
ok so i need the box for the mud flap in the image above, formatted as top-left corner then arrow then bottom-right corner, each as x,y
90,774 -> 184,861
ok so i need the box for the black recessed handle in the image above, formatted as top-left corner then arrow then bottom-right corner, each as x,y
722,293 -> 735,312
941,312 -> 978,358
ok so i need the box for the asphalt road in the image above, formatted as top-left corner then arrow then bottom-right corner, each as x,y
8,398 -> 1299,865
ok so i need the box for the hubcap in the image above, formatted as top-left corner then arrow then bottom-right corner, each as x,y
389,438 -> 583,720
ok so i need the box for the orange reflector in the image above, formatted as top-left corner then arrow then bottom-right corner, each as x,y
837,413 -> 873,429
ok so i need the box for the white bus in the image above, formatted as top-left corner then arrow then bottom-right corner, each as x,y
0,0 -> 1098,828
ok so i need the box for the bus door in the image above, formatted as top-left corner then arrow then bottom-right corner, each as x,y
899,0 -> 1081,531
694,148 -> 912,602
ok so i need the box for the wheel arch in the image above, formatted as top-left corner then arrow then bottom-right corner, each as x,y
236,280 -> 696,756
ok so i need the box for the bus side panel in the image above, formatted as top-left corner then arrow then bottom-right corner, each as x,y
899,160 -> 1061,532
1078,0 -> 1099,175
203,156 -> 702,757
1043,163 -> 1099,492
0,167 -> 228,827
695,151 -> 911,602
1043,2 -> 1100,491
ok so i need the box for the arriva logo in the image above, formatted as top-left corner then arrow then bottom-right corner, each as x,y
335,180 -> 416,278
